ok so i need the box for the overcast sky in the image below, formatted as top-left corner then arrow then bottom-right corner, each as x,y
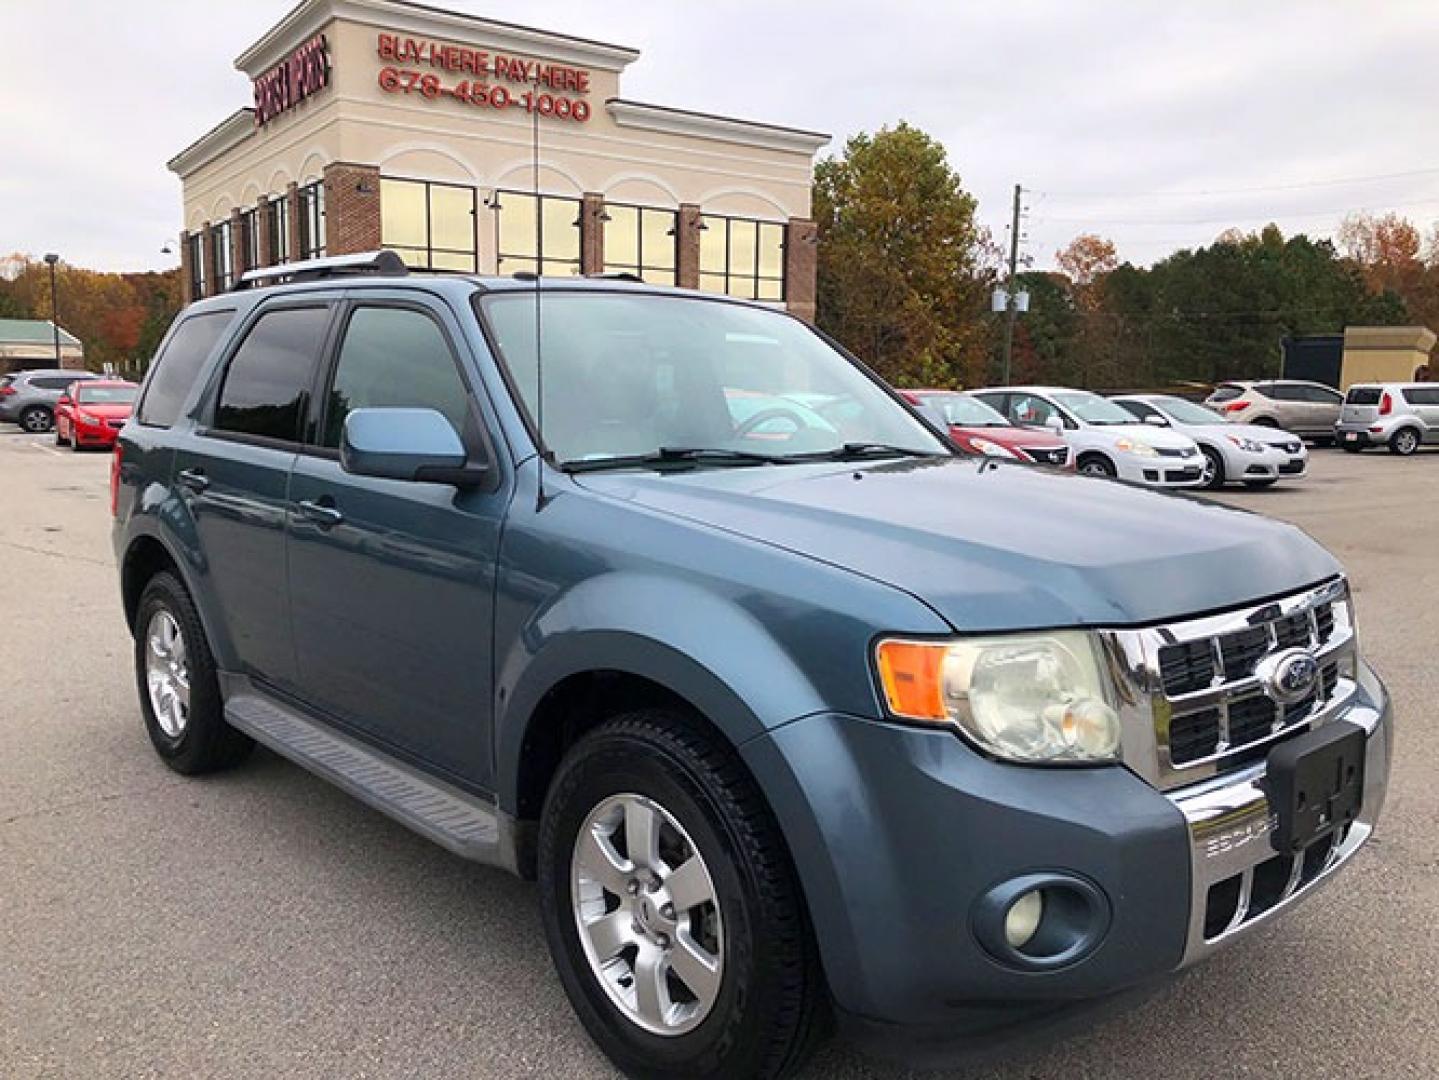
3,0 -> 1438,274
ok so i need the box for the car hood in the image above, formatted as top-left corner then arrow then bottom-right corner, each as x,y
573,456 -> 1339,631
74,403 -> 133,419
951,425 -> 1064,450
1086,423 -> 1196,449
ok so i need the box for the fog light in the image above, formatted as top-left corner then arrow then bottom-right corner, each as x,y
1004,889 -> 1044,948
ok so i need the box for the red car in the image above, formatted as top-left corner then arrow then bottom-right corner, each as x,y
55,380 -> 138,451
900,389 -> 1072,467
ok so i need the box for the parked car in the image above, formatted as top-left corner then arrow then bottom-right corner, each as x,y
1205,380 -> 1343,442
0,368 -> 102,432
54,379 -> 138,451
113,254 -> 1391,1079
1112,393 -> 1307,489
1335,383 -> 1439,455
971,385 -> 1205,485
898,389 -> 1071,466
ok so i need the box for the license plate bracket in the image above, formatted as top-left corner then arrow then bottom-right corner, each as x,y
1265,721 -> 1365,854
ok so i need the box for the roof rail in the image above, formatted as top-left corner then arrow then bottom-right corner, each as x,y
235,250 -> 409,290
583,271 -> 643,282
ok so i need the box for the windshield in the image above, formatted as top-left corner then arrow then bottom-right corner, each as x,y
479,292 -> 947,466
1052,390 -> 1138,425
76,385 -> 137,405
1152,396 -> 1226,424
918,392 -> 1010,427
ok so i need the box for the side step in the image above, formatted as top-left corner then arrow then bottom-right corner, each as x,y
224,688 -> 515,872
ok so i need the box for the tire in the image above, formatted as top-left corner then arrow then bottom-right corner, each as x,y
70,429 -> 82,452
19,406 -> 52,433
538,711 -> 827,1080
55,423 -> 68,447
1243,478 -> 1278,489
133,571 -> 253,775
1199,446 -> 1225,489
1389,428 -> 1420,456
1077,454 -> 1116,478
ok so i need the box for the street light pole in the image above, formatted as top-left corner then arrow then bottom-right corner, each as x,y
1000,184 -> 1022,386
42,253 -> 61,367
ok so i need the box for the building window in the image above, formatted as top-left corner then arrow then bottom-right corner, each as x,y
239,206 -> 261,270
187,232 -> 205,298
495,191 -> 582,276
380,178 -> 477,272
699,216 -> 785,301
210,220 -> 234,291
269,195 -> 291,264
298,182 -> 326,259
603,204 -> 677,285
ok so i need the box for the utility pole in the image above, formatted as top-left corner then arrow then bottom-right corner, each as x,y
43,253 -> 61,367
1000,184 -> 1022,385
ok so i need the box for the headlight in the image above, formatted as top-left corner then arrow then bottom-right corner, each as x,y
79,412 -> 102,426
1226,435 -> 1265,453
967,437 -> 1019,460
1113,437 -> 1156,457
875,632 -> 1122,763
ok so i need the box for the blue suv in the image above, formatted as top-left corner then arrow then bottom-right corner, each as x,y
113,253 -> 1392,1078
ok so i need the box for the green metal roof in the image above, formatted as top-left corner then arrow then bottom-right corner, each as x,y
0,319 -> 81,347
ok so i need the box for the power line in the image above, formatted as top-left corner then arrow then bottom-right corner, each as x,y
1031,196 -> 1439,228
1034,165 -> 1439,200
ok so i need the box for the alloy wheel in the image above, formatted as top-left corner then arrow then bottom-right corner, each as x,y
21,408 -> 52,433
571,792 -> 724,1037
144,609 -> 190,738
1395,429 -> 1418,455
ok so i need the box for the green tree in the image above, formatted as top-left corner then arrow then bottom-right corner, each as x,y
813,122 -> 993,387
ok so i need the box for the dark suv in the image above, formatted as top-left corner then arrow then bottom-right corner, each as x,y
112,253 -> 1392,1079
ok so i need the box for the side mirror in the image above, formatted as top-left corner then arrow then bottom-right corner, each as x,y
1045,415 -> 1065,433
340,407 -> 486,486
1143,414 -> 1169,427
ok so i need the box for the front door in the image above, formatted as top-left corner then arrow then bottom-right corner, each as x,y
285,298 -> 509,786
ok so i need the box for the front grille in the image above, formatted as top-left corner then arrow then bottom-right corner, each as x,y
1155,446 -> 1190,458
1203,824 -> 1350,941
107,419 -> 125,429
1129,580 -> 1355,786
1165,467 -> 1202,482
1267,440 -> 1302,454
1021,446 -> 1067,466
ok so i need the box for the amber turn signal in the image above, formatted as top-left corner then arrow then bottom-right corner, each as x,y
874,639 -> 948,721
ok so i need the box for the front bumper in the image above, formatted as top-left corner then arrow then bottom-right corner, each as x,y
72,420 -> 120,447
1116,453 -> 1205,487
744,662 -> 1392,1063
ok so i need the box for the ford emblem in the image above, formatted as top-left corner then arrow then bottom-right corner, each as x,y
1255,647 -> 1320,705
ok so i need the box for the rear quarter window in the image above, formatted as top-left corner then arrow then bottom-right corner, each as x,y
138,311 -> 236,428
1346,387 -> 1382,406
1208,385 -> 1243,403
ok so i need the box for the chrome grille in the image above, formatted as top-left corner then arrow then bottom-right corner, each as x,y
1021,446 -> 1068,466
1103,578 -> 1356,790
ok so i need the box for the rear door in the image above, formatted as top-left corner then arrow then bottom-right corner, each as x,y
285,294 -> 510,786
1403,386 -> 1439,441
173,299 -> 336,688
1303,383 -> 1343,431
1341,386 -> 1381,428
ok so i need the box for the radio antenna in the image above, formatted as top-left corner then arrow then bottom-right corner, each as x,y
531,68 -> 550,510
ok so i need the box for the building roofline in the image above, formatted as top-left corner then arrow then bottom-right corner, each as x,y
0,319 -> 82,348
168,109 -> 256,178
606,99 -> 830,156
237,0 -> 641,76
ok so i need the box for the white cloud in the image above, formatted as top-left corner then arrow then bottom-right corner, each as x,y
2,0 -> 1437,271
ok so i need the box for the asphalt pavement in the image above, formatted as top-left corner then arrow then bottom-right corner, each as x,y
1,428 -> 1436,1079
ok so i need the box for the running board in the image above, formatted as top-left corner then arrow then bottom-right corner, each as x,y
224,686 -> 517,873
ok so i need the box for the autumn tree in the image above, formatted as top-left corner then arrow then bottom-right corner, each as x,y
813,123 -> 993,387
1338,212 -> 1439,331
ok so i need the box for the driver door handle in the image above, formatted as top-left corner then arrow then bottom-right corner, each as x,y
297,497 -> 344,529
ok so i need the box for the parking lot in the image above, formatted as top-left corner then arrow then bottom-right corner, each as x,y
1,428 -> 1435,1080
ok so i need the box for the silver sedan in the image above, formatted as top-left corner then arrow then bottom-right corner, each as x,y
1112,394 -> 1309,489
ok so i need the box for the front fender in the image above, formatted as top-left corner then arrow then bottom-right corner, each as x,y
493,571 -> 827,813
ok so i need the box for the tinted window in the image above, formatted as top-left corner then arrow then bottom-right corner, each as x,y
1403,386 -> 1439,405
215,307 -> 330,442
1346,387 -> 1382,406
1208,384 -> 1244,402
1007,394 -> 1065,427
1115,399 -> 1157,421
32,376 -> 76,391
323,307 -> 470,447
1302,384 -> 1341,403
139,312 -> 234,427
1266,383 -> 1306,401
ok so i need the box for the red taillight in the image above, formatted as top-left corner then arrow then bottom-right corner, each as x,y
1379,392 -> 1393,416
1224,400 -> 1250,413
0,385 -> 16,397
109,445 -> 123,517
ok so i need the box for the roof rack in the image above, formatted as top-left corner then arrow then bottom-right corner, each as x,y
235,250 -> 409,290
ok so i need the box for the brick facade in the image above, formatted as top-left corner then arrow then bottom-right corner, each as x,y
229,207 -> 246,281
255,196 -> 274,268
675,203 -> 703,290
179,230 -> 195,305
580,193 -> 606,274
199,225 -> 217,299
323,162 -> 382,255
285,182 -> 302,262
784,218 -> 818,324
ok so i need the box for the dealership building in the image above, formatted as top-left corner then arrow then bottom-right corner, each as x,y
169,0 -> 829,319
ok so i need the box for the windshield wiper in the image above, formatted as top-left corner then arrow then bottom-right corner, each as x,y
799,442 -> 942,461
562,446 -> 789,472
